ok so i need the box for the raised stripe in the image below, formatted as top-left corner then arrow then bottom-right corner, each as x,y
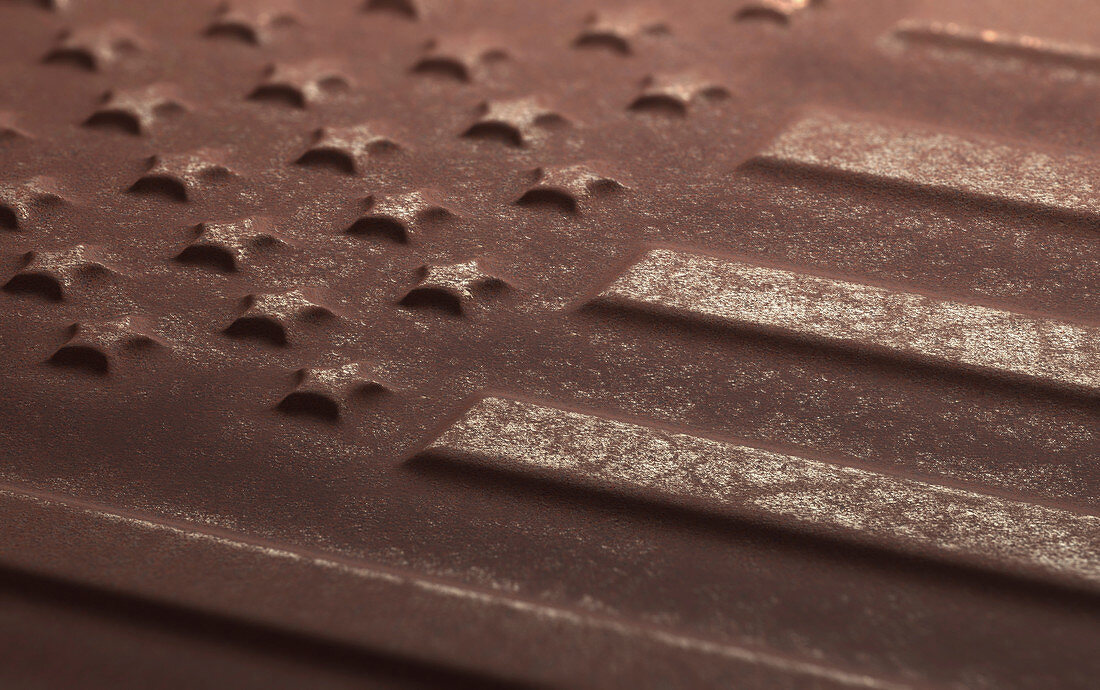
0,484 -> 897,690
423,397 -> 1100,588
749,111 -> 1100,218
890,20 -> 1100,71
592,249 -> 1100,395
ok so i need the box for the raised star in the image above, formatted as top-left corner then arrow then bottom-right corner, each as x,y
4,244 -> 116,300
224,288 -> 336,346
346,189 -> 452,243
362,0 -> 430,20
277,361 -> 389,421
412,35 -> 509,82
84,83 -> 188,135
248,61 -> 351,108
573,9 -> 669,55
734,0 -> 822,25
400,260 -> 507,315
127,148 -> 235,202
628,72 -> 730,115
294,123 -> 401,175
175,217 -> 285,272
0,176 -> 65,230
462,97 -> 568,147
43,22 -> 144,70
49,315 -> 165,374
205,0 -> 299,45
515,163 -> 626,214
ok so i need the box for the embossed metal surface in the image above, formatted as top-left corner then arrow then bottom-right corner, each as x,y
0,0 -> 1097,688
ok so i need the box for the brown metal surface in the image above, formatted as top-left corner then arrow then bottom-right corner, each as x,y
0,0 -> 1098,687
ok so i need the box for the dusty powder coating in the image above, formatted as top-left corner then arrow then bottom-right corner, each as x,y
0,0 -> 1099,688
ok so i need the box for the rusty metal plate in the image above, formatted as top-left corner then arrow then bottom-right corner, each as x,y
0,0 -> 1097,687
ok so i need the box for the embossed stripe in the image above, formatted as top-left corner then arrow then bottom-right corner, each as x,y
891,20 -> 1100,70
0,485 -> 901,690
423,397 -> 1100,587
750,111 -> 1100,217
592,249 -> 1100,394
